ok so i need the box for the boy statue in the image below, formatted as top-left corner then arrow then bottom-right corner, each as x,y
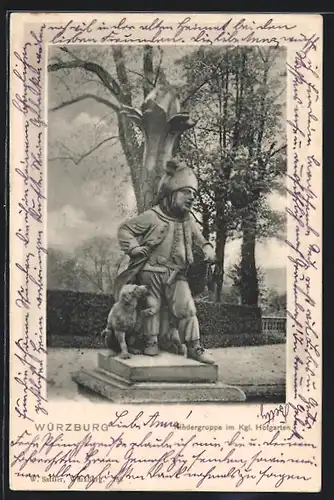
113,159 -> 216,364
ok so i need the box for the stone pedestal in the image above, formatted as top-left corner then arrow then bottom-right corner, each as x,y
72,351 -> 246,403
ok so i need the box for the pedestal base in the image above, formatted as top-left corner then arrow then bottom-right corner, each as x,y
72,351 -> 246,403
98,351 -> 218,383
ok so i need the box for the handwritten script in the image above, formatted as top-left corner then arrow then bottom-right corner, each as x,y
285,30 -> 321,443
12,24 -> 48,423
10,409 -> 318,490
46,16 -> 317,49
10,12 -> 322,492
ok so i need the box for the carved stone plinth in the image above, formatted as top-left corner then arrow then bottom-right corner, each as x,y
72,351 -> 246,403
98,352 -> 218,383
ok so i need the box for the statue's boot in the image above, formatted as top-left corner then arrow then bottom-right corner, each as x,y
186,341 -> 214,364
144,336 -> 160,356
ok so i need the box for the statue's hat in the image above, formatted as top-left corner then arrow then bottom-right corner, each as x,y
157,160 -> 198,197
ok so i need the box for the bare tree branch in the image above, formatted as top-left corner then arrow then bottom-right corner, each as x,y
157,66 -> 168,85
182,53 -> 233,106
154,46 -> 163,87
267,144 -> 287,158
272,86 -> 287,103
79,266 -> 105,293
93,110 -> 115,131
49,136 -> 119,165
49,55 -> 64,64
256,46 -> 267,64
201,99 -> 217,116
49,94 -> 121,113
143,45 -> 154,98
48,57 -> 123,99
54,74 -> 74,98
112,46 -> 132,105
182,78 -> 211,106
79,77 -> 113,90
48,155 -> 76,163
59,46 -> 82,61
127,69 -> 154,88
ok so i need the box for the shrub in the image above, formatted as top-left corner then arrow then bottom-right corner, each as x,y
47,290 -> 262,348
196,300 -> 262,341
47,290 -> 114,338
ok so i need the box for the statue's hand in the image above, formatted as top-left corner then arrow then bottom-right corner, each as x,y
203,244 -> 216,263
142,308 -> 155,317
129,246 -> 149,258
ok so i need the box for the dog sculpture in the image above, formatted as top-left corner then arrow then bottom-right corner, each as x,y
101,284 -> 187,358
101,284 -> 149,359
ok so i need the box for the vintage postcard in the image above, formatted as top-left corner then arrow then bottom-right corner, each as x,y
9,12 -> 322,492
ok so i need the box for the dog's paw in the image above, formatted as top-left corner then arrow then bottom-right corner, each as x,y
128,347 -> 142,355
119,351 -> 131,360
107,350 -> 117,358
179,344 -> 187,357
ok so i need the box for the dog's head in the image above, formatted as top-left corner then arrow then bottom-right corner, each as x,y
119,284 -> 149,305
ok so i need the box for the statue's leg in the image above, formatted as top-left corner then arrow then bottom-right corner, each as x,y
166,279 -> 214,365
159,305 -> 172,345
114,330 -> 131,359
157,306 -> 185,355
102,327 -> 117,357
137,271 -> 162,356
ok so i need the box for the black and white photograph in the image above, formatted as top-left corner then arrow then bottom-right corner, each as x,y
46,44 -> 287,404
9,12 -> 323,492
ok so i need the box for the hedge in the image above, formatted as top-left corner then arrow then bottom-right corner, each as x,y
47,289 -> 263,348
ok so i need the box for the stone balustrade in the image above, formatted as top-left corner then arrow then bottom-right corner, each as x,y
261,316 -> 286,337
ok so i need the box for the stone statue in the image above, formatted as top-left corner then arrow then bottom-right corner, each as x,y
72,83 -> 246,404
113,159 -> 216,364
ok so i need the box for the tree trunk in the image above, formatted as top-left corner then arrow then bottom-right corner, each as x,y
240,208 -> 259,306
214,228 -> 227,303
139,160 -> 165,212
202,205 -> 210,240
214,198 -> 227,302
48,47 -> 194,216
238,51 -> 269,307
143,45 -> 154,98
117,116 -> 144,211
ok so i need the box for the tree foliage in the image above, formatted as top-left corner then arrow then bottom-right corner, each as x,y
175,46 -> 286,303
75,236 -> 121,293
47,236 -> 121,293
47,248 -> 82,291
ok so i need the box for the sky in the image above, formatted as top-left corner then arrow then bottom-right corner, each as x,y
47,45 -> 287,270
